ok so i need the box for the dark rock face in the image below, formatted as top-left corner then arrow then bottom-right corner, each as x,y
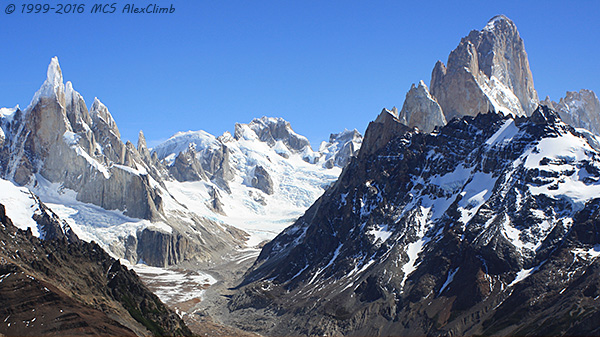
251,165 -> 274,195
0,203 -> 191,336
229,107 -> 600,336
137,227 -> 190,267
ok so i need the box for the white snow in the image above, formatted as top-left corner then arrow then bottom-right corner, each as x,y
485,119 -> 519,145
572,245 -> 600,260
26,57 -> 64,112
525,133 -> 600,208
367,224 -> 392,244
430,165 -> 471,194
273,141 -> 292,158
114,164 -> 147,176
152,130 -> 221,164
400,238 -> 428,289
160,125 -> 343,247
484,16 -> 506,31
509,260 -> 545,287
502,213 -> 556,253
62,131 -> 80,146
147,222 -> 173,234
0,178 -> 41,236
508,266 -> 536,287
129,263 -> 217,304
480,75 -> 525,117
0,106 -> 19,121
457,172 -> 497,224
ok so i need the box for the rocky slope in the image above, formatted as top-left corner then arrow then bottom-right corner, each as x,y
0,200 -> 190,336
228,106 -> 600,336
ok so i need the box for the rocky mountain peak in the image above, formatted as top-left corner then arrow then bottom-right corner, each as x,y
327,128 -> 361,145
90,97 -> 120,137
360,108 -> 410,157
482,14 -> 517,34
45,56 -> 63,88
530,104 -> 561,125
399,80 -> 446,133
430,15 -> 538,122
137,130 -> 152,164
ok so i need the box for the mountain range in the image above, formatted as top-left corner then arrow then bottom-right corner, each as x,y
1,14 -> 600,337
225,15 -> 600,336
0,53 -> 361,335
0,58 -> 361,268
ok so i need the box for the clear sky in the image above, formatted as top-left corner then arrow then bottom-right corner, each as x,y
0,0 -> 598,148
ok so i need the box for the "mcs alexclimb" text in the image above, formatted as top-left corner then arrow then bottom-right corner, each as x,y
91,3 -> 176,14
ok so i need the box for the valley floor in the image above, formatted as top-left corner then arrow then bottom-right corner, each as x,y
132,248 -> 262,336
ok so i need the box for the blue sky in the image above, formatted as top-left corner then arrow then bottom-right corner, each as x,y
0,0 -> 598,148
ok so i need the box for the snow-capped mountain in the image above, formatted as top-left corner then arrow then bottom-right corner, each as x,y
0,58 -> 246,267
153,116 -> 362,245
230,106 -> 600,336
0,57 -> 362,266
226,16 -> 600,336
